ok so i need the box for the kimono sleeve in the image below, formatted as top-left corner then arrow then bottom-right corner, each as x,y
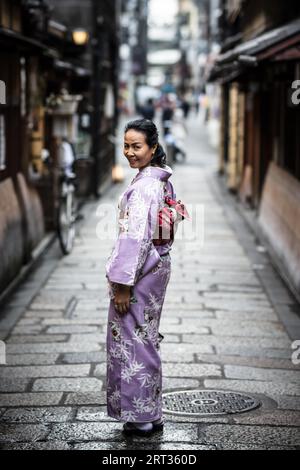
105,179 -> 163,286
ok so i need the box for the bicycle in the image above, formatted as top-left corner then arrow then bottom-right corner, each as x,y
56,171 -> 77,255
42,140 -> 85,255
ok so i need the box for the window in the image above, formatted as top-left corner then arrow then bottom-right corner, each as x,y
0,0 -> 21,32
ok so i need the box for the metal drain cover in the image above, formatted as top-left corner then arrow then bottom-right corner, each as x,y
162,389 -> 261,416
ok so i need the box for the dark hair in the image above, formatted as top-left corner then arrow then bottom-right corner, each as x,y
124,119 -> 167,168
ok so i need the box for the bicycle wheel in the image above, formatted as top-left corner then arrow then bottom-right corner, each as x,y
57,191 -> 76,255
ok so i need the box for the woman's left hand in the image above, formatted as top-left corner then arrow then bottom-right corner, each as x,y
113,284 -> 131,314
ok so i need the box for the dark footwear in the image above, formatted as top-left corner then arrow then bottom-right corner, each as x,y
123,422 -> 154,437
152,420 -> 165,432
152,420 -> 164,432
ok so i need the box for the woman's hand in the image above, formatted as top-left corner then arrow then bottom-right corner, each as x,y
113,284 -> 131,315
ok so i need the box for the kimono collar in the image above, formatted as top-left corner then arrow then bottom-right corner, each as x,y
135,165 -> 173,182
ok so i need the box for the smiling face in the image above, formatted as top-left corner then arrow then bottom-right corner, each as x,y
124,129 -> 157,170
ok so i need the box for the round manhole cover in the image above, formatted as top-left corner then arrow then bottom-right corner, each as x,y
162,389 -> 261,416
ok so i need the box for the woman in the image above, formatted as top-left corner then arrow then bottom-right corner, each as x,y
105,119 -> 177,436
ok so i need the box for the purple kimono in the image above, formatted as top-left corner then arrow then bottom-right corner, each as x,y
105,165 -> 176,423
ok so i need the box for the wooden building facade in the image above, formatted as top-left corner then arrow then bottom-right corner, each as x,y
211,0 -> 300,296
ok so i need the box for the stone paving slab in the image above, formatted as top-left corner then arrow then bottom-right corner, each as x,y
195,353 -> 299,370
32,378 -> 103,392
0,407 -> 73,423
200,299 -> 274,312
16,319 -> 43,326
161,335 -> 181,343
164,310 -> 216,318
10,326 -> 45,335
61,351 -> 107,364
215,311 -> 279,321
6,335 -> 68,344
209,323 -> 287,338
0,364 -> 91,379
0,330 -> 8,340
0,378 -> 30,392
179,320 -> 286,338
46,325 -> 99,334
198,424 -> 300,447
162,352 -> 196,363
29,302 -> 68,311
0,392 -> 63,407
163,377 -> 201,390
181,334 -> 291,348
160,317 -> 181,325
64,391 -> 106,406
163,414 -> 230,425
24,311 -> 64,318
127,423 -> 200,444
46,422 -> 126,442
0,424 -> 50,443
272,396 -> 300,411
68,333 -> 106,343
213,346 -> 293,359
6,342 -> 102,354
215,443 -> 300,450
0,441 -> 71,450
224,365 -> 300,383
40,319 -> 105,326
6,354 -> 60,365
68,312 -> 110,320
204,379 -> 300,398
162,363 -> 222,378
158,324 -> 210,334
161,343 -> 215,355
232,410 -> 300,427
76,406 -> 115,422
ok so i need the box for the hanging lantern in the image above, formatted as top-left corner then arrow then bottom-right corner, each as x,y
112,164 -> 124,183
72,29 -> 89,46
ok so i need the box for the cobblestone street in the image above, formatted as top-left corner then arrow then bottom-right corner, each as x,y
0,115 -> 300,450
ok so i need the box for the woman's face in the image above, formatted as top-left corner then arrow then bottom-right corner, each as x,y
124,129 -> 156,170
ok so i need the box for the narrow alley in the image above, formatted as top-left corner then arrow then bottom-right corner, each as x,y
0,114 -> 299,450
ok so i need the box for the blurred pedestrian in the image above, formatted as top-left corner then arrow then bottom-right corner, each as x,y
201,94 -> 210,124
193,91 -> 200,115
161,96 -> 175,136
172,108 -> 187,161
180,95 -> 191,119
140,98 -> 155,121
